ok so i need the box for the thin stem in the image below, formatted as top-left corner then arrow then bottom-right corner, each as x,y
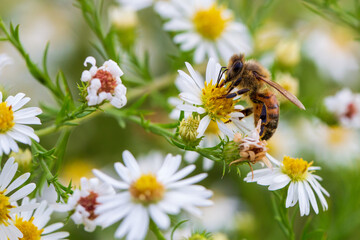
150,220 -> 166,240
271,191 -> 295,240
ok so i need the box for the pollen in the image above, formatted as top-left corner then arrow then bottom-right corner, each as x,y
201,80 -> 238,120
192,4 -> 230,40
0,102 -> 15,133
282,156 -> 312,181
205,121 -> 219,135
129,174 -> 165,204
14,216 -> 43,240
93,70 -> 118,94
78,191 -> 99,220
0,190 -> 13,226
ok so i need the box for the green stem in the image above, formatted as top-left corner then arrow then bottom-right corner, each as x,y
150,220 -> 166,240
272,191 -> 295,240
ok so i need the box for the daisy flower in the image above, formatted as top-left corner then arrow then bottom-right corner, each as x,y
81,56 -> 127,108
158,0 -> 252,63
324,88 -> 360,129
244,155 -> 329,216
63,177 -> 115,232
176,58 -> 245,138
11,198 -> 69,240
93,150 -> 213,240
0,92 -> 42,156
0,157 -> 37,240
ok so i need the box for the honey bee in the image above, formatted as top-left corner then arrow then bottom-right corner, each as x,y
219,53 -> 305,140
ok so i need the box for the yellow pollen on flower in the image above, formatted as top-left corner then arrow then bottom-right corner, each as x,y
129,174 -> 165,204
201,80 -> 238,120
282,156 -> 313,181
14,216 -> 43,240
192,4 -> 230,40
0,102 -> 15,133
0,190 -> 13,226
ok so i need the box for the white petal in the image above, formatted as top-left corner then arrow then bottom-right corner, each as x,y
149,205 -> 170,229
197,116 -> 211,137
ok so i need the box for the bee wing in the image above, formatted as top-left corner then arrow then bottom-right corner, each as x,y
254,72 -> 306,110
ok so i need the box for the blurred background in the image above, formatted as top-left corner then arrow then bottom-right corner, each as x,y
1,0 -> 360,239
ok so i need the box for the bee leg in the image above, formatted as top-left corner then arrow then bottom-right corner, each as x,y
238,107 -> 253,120
225,88 -> 250,99
216,67 -> 228,87
225,76 -> 242,94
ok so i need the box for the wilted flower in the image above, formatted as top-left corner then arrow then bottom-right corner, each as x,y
12,198 -> 69,240
324,88 -> 360,128
64,177 -> 115,232
0,92 -> 42,156
245,155 -> 329,216
158,0 -> 252,63
93,150 -> 213,240
81,56 -> 127,108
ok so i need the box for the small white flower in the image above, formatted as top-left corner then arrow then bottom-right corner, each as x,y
117,0 -> 154,10
0,92 -> 42,156
157,0 -> 252,63
0,157 -> 37,240
244,155 -> 329,216
81,56 -> 127,108
324,89 -> 360,129
64,177 -> 115,232
303,28 -> 359,83
93,150 -> 213,240
11,198 -> 69,240
176,58 -> 245,138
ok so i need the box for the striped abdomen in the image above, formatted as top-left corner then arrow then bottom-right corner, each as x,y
252,91 -> 279,140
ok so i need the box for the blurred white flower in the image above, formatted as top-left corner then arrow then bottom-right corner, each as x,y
65,177 -> 115,232
93,150 -> 213,240
81,56 -> 127,108
303,28 -> 360,83
12,198 -> 69,240
324,89 -> 360,129
0,92 -> 42,156
158,0 -> 252,63
117,0 -> 154,10
109,6 -> 138,29
0,157 -> 37,240
245,155 -> 329,216
0,54 -> 12,74
299,119 -> 360,166
176,58 -> 245,138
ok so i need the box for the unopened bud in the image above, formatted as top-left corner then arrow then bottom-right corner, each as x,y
10,148 -> 32,172
179,115 -> 200,145
223,140 -> 240,165
187,233 -> 212,240
275,39 -> 300,67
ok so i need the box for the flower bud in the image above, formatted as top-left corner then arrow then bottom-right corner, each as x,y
275,39 -> 300,67
179,115 -> 200,146
187,232 -> 212,240
223,140 -> 240,165
10,148 -> 32,172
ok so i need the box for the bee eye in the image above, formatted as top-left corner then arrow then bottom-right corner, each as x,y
232,61 -> 243,73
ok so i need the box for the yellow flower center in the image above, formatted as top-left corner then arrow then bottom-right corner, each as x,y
0,102 -> 14,133
14,217 -> 43,240
192,4 -> 230,40
327,126 -> 347,145
282,156 -> 312,181
129,174 -> 164,204
201,80 -> 238,120
0,191 -> 13,226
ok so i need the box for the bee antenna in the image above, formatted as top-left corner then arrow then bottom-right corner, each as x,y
216,67 -> 228,87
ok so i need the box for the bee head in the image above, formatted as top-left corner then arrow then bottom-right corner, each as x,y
227,53 -> 245,80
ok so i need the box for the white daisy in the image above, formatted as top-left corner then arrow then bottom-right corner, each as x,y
81,56 -> 127,108
0,92 -> 42,156
244,155 -> 329,216
64,177 -> 115,232
324,88 -> 360,129
0,157 -> 37,240
303,27 -> 360,83
93,150 -> 213,240
158,0 -> 252,63
11,198 -> 69,240
176,58 -> 245,138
